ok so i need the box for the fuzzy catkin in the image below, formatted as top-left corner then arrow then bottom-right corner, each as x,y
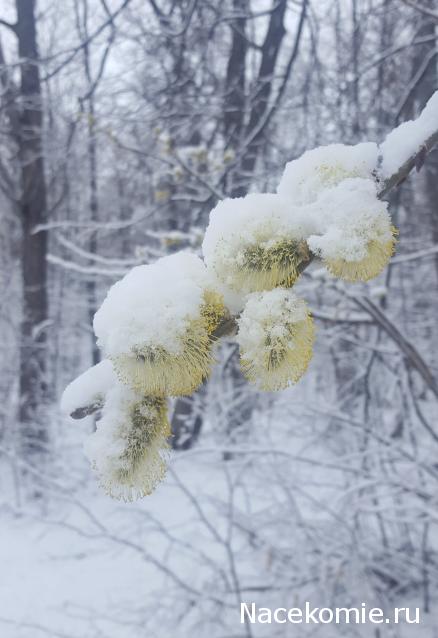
237,289 -> 315,391
86,392 -> 171,502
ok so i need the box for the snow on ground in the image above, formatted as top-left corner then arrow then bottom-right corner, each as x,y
1,388 -> 438,638
1,471 -> 436,638
0,434 -> 240,638
0,491 -> 163,638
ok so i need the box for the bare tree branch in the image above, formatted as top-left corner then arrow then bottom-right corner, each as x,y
0,18 -> 17,34
41,0 -> 133,81
401,0 -> 438,21
352,296 -> 438,399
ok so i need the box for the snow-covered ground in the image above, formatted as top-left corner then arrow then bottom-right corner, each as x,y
2,393 -> 438,638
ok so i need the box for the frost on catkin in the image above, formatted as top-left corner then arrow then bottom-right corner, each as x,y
85,384 -> 170,501
237,289 -> 315,391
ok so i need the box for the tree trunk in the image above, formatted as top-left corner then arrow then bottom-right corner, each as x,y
171,0 -> 294,448
16,0 -> 50,457
238,0 -> 288,185
171,0 -> 249,448
77,0 -> 101,366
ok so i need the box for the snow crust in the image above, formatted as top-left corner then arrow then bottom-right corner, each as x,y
93,252 -> 213,357
61,359 -> 116,415
277,142 -> 378,205
380,91 -> 438,178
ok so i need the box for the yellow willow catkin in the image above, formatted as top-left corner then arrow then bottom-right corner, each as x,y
101,396 -> 171,502
316,163 -> 361,188
241,315 -> 315,391
325,226 -> 398,282
113,290 -> 227,397
232,238 -> 309,292
200,289 -> 228,334
113,321 -> 212,396
237,290 -> 315,391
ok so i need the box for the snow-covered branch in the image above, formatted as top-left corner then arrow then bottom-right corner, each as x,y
378,92 -> 438,196
62,91 -> 438,500
61,360 -> 116,419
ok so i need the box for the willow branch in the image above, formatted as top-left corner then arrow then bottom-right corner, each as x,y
68,109 -> 438,419
70,399 -> 104,420
0,18 -> 17,34
378,128 -> 438,198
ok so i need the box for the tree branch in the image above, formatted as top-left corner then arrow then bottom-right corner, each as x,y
401,0 -> 438,21
41,0 -> 132,81
352,296 -> 438,399
378,128 -> 438,197
0,18 -> 18,35
68,95 -> 438,419
70,399 -> 104,420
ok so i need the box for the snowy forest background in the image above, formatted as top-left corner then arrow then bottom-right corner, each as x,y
1,0 -> 438,636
